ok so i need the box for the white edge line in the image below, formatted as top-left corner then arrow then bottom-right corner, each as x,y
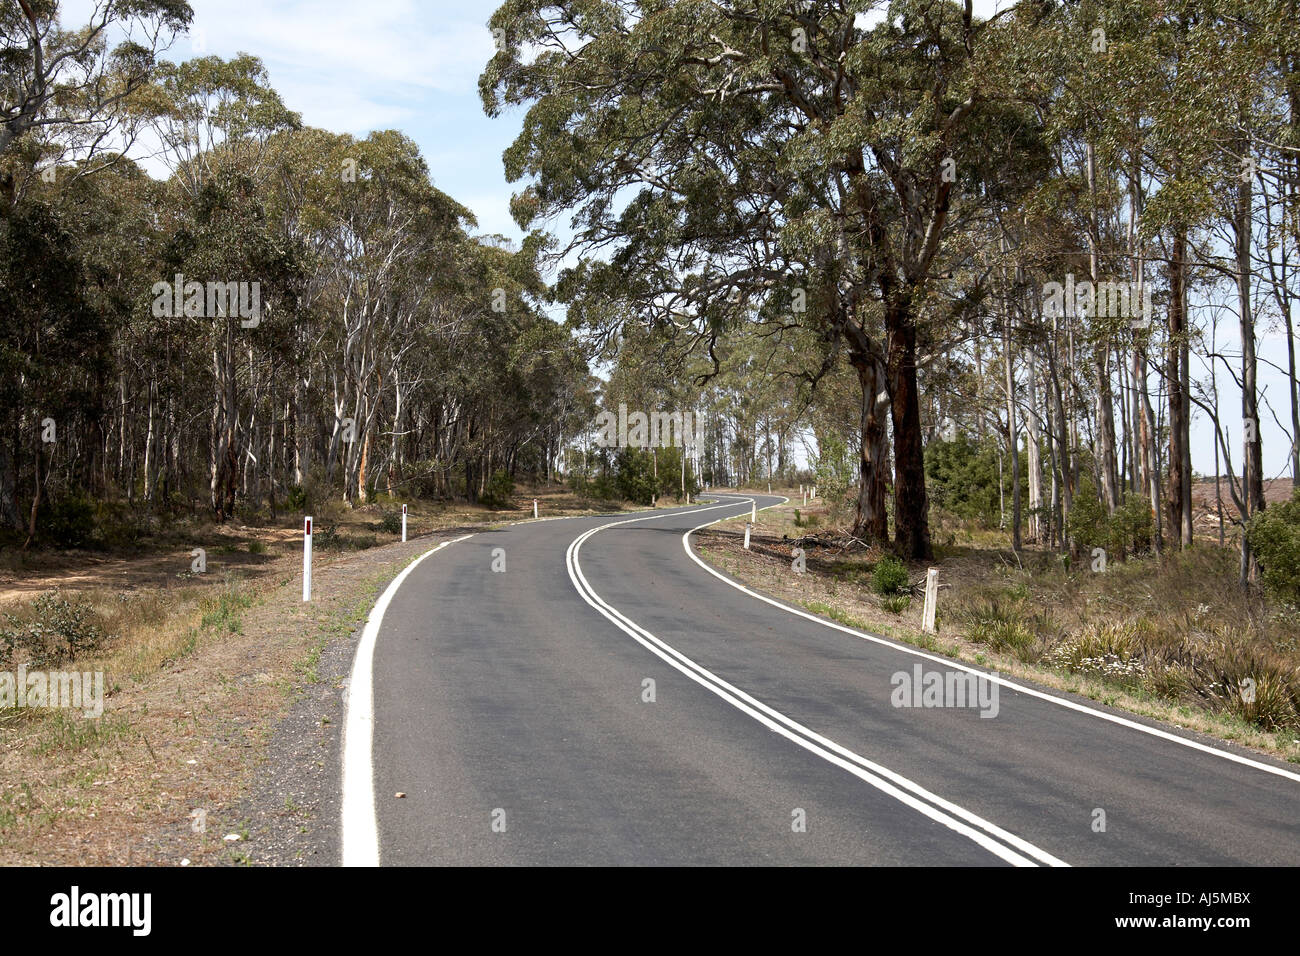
341,533 -> 474,867
687,497 -> 1300,785
566,502 -> 1066,867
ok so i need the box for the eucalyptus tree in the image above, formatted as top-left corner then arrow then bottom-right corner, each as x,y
483,0 -> 1052,557
0,0 -> 192,159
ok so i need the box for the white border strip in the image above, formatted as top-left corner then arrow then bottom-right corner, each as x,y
341,533 -> 474,867
688,497 -> 1300,785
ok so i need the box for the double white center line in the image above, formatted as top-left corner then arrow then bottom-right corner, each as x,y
565,503 -> 1069,867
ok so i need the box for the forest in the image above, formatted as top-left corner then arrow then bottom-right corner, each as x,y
0,0 -> 1297,598
484,0 -> 1299,591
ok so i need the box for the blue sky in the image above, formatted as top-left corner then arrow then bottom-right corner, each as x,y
62,0 -> 1294,479
162,0 -> 530,243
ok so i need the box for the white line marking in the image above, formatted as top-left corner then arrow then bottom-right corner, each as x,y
341,533 -> 474,867
566,504 -> 1067,867
687,497 -> 1300,785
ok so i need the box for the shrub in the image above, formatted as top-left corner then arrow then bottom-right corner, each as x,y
480,470 -> 515,510
1247,491 -> 1300,603
881,594 -> 911,614
1109,494 -> 1154,559
612,449 -> 656,505
1044,622 -> 1145,686
812,432 -> 854,503
957,594 -> 1039,661
872,555 -> 909,596
1192,628 -> 1300,731
285,485 -> 309,511
924,435 -> 1007,526
40,496 -> 96,548
0,591 -> 109,668
1065,482 -> 1153,561
378,511 -> 403,535
1065,481 -> 1107,553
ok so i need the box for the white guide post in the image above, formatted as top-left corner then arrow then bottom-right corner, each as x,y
744,522 -> 752,550
922,568 -> 939,634
303,516 -> 313,602
401,504 -> 407,542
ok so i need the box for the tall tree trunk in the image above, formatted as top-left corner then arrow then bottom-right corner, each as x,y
1047,309 -> 1073,550
1003,311 -> 1021,551
1166,226 -> 1193,547
1087,142 -> 1121,512
886,303 -> 931,560
1026,342 -> 1043,543
1237,135 -> 1265,585
143,382 -> 155,506
851,354 -> 889,543
22,437 -> 41,548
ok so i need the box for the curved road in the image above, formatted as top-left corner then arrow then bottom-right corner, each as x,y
342,495 -> 1300,866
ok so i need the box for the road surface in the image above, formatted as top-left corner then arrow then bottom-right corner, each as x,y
342,495 -> 1300,866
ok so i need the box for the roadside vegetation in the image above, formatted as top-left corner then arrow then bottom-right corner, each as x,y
699,480 -> 1300,762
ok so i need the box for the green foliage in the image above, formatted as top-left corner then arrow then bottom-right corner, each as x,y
33,497 -> 145,551
872,556 -> 910,596
39,496 -> 96,548
1247,491 -> 1300,603
612,449 -> 657,505
0,592 -> 109,669
198,588 -> 254,634
881,594 -> 911,614
1109,495 -> 1154,558
480,470 -> 515,510
793,508 -> 819,528
925,436 -> 1005,527
1065,481 -> 1107,552
1066,480 -> 1152,560
1043,622 -> 1144,686
378,511 -> 403,534
812,432 -> 854,502
285,485 -> 309,512
959,597 -> 1037,661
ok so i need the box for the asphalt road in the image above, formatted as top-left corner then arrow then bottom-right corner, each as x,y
347,495 -> 1300,866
